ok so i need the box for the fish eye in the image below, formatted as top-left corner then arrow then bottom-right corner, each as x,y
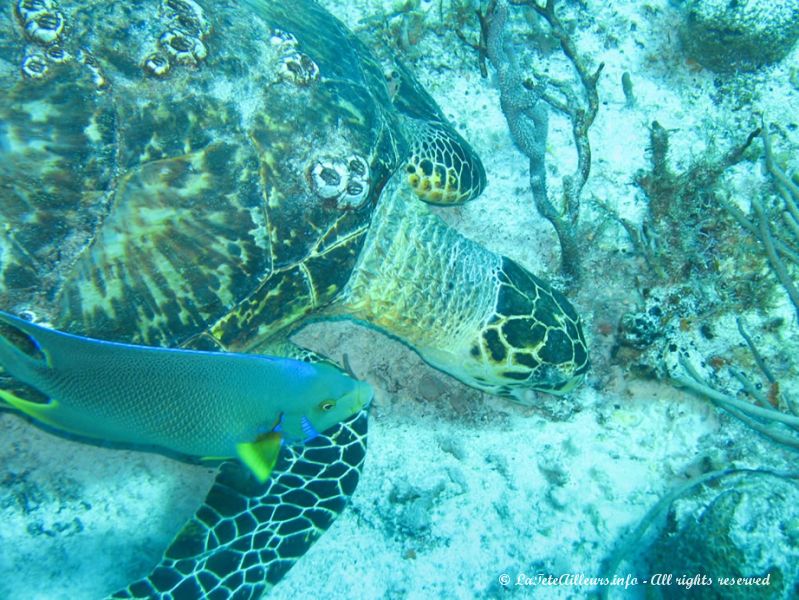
320,400 -> 336,411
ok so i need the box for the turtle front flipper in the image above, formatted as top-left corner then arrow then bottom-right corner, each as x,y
110,410 -> 368,600
403,119 -> 487,206
389,62 -> 487,205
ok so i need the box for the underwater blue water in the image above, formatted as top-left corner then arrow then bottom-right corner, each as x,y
2,0 -> 799,599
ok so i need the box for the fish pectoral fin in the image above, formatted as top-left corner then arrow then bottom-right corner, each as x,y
236,432 -> 282,483
0,389 -> 61,427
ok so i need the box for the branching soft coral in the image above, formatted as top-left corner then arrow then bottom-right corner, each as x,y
484,0 -> 602,283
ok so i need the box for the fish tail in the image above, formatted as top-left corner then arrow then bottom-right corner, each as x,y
0,311 -> 50,390
0,388 -> 60,427
0,311 -> 65,423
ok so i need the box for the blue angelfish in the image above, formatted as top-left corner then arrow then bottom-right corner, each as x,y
0,310 -> 372,482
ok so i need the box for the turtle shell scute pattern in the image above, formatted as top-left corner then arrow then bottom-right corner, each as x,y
0,0 -> 399,350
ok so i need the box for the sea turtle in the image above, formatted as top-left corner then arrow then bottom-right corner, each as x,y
0,0 -> 589,597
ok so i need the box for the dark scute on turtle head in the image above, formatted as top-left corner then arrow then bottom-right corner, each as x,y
496,258 -> 589,392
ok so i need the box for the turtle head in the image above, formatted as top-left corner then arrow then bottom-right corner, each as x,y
415,257 -> 588,403
340,172 -> 587,404
464,258 -> 589,402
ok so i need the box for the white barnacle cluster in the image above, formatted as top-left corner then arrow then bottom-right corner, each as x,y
269,29 -> 319,86
20,51 -> 48,78
17,0 -> 63,44
143,0 -> 210,77
159,29 -> 207,66
76,48 -> 108,90
15,0 -> 70,79
143,52 -> 170,77
309,155 -> 370,210
44,43 -> 68,63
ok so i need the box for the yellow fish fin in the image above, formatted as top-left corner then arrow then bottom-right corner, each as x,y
236,432 -> 282,483
0,389 -> 62,429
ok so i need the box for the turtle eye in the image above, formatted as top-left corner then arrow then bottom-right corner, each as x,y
319,400 -> 336,412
